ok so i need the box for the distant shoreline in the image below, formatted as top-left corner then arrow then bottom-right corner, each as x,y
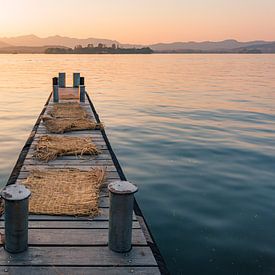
1,45 -> 275,54
1,36 -> 275,54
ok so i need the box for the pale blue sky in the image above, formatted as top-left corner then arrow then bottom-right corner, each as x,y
0,0 -> 274,43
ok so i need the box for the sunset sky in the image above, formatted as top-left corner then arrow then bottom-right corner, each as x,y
0,0 -> 275,44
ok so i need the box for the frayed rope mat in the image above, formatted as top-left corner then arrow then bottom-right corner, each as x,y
47,102 -> 89,119
42,102 -> 103,133
23,168 -> 106,216
34,135 -> 101,162
42,117 -> 103,134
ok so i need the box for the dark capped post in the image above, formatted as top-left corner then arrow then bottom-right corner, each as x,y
79,76 -> 85,102
0,184 -> 31,253
52,77 -> 59,102
58,72 -> 66,88
73,72 -> 80,87
108,180 -> 138,252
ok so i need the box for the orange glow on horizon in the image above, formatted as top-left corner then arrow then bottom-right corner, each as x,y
0,0 -> 275,44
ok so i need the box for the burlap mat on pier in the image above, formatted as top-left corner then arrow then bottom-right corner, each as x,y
42,116 -> 103,134
23,168 -> 105,216
59,92 -> 79,100
48,102 -> 88,118
43,102 -> 104,133
34,135 -> 101,162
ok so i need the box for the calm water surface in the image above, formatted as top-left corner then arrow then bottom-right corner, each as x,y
0,54 -> 275,274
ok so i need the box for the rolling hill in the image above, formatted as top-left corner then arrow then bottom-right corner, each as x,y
0,35 -> 275,53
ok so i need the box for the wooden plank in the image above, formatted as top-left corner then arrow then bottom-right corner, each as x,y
32,138 -> 106,144
45,108 -> 93,114
0,209 -> 137,221
21,165 -> 117,171
25,153 -> 112,161
35,130 -> 104,136
42,102 -> 92,109
17,170 -> 120,180
45,105 -> 94,112
49,101 -> 91,106
0,266 -> 160,275
48,100 -> 90,106
0,229 -> 146,245
34,133 -> 105,140
0,246 -> 157,266
36,129 -> 103,136
28,146 -> 111,157
23,159 -> 114,166
36,127 -> 103,134
47,101 -> 91,106
30,143 -> 108,150
0,220 -> 141,229
16,177 -> 115,186
15,179 -> 115,189
36,125 -> 101,132
31,140 -> 107,146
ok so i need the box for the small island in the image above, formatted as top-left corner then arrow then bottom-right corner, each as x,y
45,43 -> 153,54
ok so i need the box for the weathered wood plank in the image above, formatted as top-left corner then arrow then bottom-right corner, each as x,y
45,109 -> 94,116
0,221 -> 140,229
0,229 -> 146,245
35,131 -> 103,137
45,106 -> 94,113
0,209 -> 137,221
25,153 -> 112,161
34,134 -> 105,141
21,165 -> 117,171
30,143 -> 108,150
27,148 -> 110,155
0,266 -> 160,275
48,101 -> 91,107
36,127 -> 103,134
17,170 -> 120,180
36,127 -> 101,133
23,159 -> 114,166
0,246 -> 157,266
32,138 -> 106,145
16,178 -> 115,188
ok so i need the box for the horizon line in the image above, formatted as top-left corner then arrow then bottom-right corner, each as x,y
1,34 -> 275,45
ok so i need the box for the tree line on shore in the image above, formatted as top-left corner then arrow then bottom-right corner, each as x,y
45,43 -> 153,54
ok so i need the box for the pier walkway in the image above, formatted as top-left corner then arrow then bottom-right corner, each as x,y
0,80 -> 167,274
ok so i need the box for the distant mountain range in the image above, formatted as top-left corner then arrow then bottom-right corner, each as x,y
0,35 -> 275,53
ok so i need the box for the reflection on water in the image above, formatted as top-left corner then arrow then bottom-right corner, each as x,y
0,54 -> 275,274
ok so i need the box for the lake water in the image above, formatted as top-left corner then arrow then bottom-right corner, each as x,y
0,54 -> 275,274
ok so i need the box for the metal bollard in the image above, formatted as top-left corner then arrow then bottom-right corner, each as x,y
80,76 -> 85,86
53,77 -> 59,102
73,72 -> 80,87
58,72 -> 66,87
0,184 -> 31,253
108,181 -> 138,253
79,77 -> 85,102
79,85 -> 85,102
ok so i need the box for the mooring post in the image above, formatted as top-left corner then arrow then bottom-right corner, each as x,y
79,77 -> 85,102
52,77 -> 59,102
73,72 -> 80,87
58,72 -> 66,88
108,181 -> 138,253
0,184 -> 31,253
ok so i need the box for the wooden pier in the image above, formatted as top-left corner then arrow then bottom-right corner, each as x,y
0,78 -> 167,274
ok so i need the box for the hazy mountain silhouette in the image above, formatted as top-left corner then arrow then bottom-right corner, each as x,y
0,35 -> 275,53
232,42 -> 275,53
0,41 -> 11,48
0,34 -> 119,48
150,39 -> 272,51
